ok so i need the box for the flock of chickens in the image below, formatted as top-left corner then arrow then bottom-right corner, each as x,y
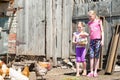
0,60 -> 51,80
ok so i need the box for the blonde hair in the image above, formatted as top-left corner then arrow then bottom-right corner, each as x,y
78,22 -> 85,27
88,10 -> 99,19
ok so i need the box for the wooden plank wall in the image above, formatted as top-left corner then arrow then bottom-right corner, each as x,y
16,0 -> 46,55
16,0 -> 73,61
46,0 -> 73,61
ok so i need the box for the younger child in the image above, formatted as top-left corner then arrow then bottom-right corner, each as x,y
72,22 -> 89,76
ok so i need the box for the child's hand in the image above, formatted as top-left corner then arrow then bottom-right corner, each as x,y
80,35 -> 86,38
79,44 -> 86,46
80,32 -> 88,38
101,40 -> 104,46
72,41 -> 79,45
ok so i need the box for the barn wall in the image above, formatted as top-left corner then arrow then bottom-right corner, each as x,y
16,0 -> 73,61
16,0 -> 46,55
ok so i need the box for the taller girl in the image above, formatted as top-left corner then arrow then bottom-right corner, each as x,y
87,10 -> 104,77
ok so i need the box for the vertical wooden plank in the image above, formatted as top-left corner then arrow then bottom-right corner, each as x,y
112,29 -> 120,72
16,0 -> 25,55
52,0 -> 57,65
35,0 -> 40,55
24,0 -> 29,54
31,0 -> 36,54
27,0 -> 34,55
37,0 -> 46,55
46,0 -> 53,58
62,0 -> 73,58
55,0 -> 62,58
69,0 -> 74,56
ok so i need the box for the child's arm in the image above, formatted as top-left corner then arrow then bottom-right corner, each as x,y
100,20 -> 104,46
80,32 -> 89,38
72,34 -> 77,44
84,32 -> 89,37
72,33 -> 79,45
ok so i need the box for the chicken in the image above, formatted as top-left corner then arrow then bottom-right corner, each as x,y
9,68 -> 29,80
0,60 -> 9,78
1,63 -> 9,78
38,62 -> 51,70
22,66 -> 30,77
10,0 -> 14,4
0,60 -> 3,68
35,62 -> 47,76
0,76 -> 4,80
0,68 -> 3,75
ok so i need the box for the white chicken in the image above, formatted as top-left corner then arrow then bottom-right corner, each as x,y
0,76 -> 4,80
9,68 -> 29,80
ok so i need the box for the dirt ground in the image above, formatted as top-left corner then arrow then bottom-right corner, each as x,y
41,68 -> 120,80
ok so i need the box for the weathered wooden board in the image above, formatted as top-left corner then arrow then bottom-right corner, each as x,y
62,0 -> 72,58
73,4 -> 88,18
16,0 -> 46,55
105,25 -> 120,74
46,0 -> 53,58
35,0 -> 45,55
55,0 -> 62,58
88,2 -> 99,12
69,0 -> 74,56
111,0 -> 120,16
15,0 -> 73,62
16,0 -> 25,55
73,0 -> 120,19
98,1 -> 111,16
52,0 -> 57,65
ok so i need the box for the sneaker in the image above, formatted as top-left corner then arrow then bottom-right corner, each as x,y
94,73 -> 98,77
87,72 -> 93,77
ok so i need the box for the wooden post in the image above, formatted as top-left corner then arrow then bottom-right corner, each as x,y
105,25 -> 120,74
